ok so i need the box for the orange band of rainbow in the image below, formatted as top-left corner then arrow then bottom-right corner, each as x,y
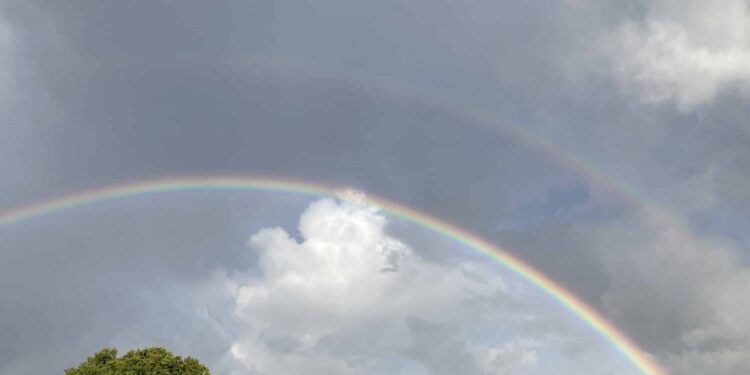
0,176 -> 667,375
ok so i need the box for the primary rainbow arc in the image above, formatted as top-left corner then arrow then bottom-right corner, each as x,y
0,175 -> 667,375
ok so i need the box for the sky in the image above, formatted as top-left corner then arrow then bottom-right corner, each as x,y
1,1 -> 749,374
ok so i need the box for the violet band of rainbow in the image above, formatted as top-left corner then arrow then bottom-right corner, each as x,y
0,175 -> 667,375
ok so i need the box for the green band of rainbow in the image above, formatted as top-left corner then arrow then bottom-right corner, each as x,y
0,176 -> 666,375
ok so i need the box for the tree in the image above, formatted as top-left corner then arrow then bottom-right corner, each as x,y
65,347 -> 210,375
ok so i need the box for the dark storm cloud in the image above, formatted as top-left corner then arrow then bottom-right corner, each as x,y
2,0 -> 624,220
1,0 -> 585,233
0,2 -> 590,371
2,0 -> 750,373
0,0 -> 646,366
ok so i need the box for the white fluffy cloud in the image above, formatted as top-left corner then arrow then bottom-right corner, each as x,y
224,197 -> 548,374
607,0 -> 750,110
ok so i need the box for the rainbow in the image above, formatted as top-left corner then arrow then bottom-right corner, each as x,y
231,56 -> 675,229
0,175 -> 667,375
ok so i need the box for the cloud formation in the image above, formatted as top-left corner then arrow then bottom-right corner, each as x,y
607,0 -> 750,110
508,204 -> 750,375
1,1 -> 749,374
598,220 -> 750,375
227,197 -> 544,374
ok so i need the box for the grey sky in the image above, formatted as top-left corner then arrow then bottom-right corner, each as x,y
1,0 -> 749,374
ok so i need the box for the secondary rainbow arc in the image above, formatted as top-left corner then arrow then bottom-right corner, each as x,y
0,175 -> 667,375
234,56 -> 677,230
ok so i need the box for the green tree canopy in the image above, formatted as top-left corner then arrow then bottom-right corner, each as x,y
65,347 -> 210,375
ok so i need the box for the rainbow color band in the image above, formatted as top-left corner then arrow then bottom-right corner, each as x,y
0,176 -> 666,375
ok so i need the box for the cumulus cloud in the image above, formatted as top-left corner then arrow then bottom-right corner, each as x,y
606,0 -> 750,110
224,196 -> 550,374
6,1 -> 748,374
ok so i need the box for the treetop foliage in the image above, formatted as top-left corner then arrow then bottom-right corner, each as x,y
64,347 -> 210,375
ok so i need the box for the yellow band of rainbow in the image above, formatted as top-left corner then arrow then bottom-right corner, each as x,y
0,175 -> 667,375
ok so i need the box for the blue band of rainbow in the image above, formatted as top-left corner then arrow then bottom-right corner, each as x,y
0,175 -> 666,375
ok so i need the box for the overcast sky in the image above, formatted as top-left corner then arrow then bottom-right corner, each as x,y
1,1 -> 749,374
